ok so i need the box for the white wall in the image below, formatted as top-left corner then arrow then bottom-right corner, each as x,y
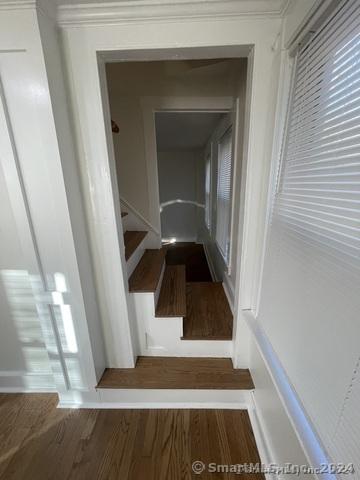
157,149 -> 202,242
0,161 -> 53,389
0,4 -> 106,400
250,337 -> 310,479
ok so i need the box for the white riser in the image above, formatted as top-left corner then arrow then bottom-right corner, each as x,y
97,388 -> 251,408
131,291 -> 233,357
145,339 -> 233,357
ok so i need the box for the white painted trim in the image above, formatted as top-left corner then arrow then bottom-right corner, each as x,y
126,232 -> 148,277
203,242 -> 217,281
57,0 -> 287,27
85,56 -> 135,368
120,195 -> 160,235
141,96 -> 234,239
245,312 -> 336,478
222,276 -> 234,313
284,0 -> 336,52
62,24 -> 283,377
247,392 -> 276,480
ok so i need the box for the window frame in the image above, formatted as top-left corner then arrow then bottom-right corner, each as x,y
215,125 -> 234,265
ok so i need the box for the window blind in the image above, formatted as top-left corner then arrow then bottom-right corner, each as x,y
278,0 -> 360,267
216,128 -> 233,263
205,152 -> 211,230
268,0 -> 360,473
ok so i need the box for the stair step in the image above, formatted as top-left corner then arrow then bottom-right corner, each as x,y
97,357 -> 254,389
121,211 -> 128,218
155,265 -> 186,317
124,231 -> 148,261
129,249 -> 166,292
183,282 -> 233,340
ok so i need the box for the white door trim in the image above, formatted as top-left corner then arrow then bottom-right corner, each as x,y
62,12 -> 283,368
140,96 -> 234,239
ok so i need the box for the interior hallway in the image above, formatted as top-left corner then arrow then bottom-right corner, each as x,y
163,242 -> 233,340
0,394 -> 264,480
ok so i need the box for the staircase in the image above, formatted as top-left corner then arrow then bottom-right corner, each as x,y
121,209 -> 233,357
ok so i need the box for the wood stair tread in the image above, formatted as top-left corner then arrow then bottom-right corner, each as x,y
124,231 -> 147,261
182,282 -> 233,340
129,249 -> 166,292
155,265 -> 186,317
97,356 -> 254,389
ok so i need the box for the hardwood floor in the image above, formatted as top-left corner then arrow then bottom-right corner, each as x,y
129,249 -> 166,292
97,357 -> 254,389
0,394 -> 263,480
183,282 -> 233,340
155,265 -> 186,317
164,242 -> 213,282
123,231 -> 147,260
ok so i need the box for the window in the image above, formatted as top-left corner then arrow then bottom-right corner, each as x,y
269,0 -> 360,468
278,0 -> 360,264
215,127 -> 233,263
205,151 -> 211,230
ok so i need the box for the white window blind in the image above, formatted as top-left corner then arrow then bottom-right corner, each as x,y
269,0 -> 360,474
278,0 -> 360,266
205,152 -> 211,230
216,128 -> 233,263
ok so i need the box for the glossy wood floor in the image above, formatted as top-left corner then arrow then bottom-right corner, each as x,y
164,242 -> 213,282
183,282 -> 233,340
0,394 -> 264,480
98,357 -> 254,389
155,265 -> 187,317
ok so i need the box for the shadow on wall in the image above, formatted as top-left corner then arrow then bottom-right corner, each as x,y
0,270 -> 83,390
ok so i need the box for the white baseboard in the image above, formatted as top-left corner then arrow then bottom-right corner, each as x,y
247,392 -> 277,480
203,242 -> 217,281
0,371 -> 56,392
222,275 -> 234,313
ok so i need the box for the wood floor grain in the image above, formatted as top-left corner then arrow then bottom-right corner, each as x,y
97,357 -> 254,389
123,231 -> 148,260
129,249 -> 166,292
164,242 -> 213,282
0,394 -> 264,480
155,265 -> 186,317
183,283 -> 233,340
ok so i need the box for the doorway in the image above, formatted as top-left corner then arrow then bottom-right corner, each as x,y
155,110 -> 229,283
100,54 -> 249,363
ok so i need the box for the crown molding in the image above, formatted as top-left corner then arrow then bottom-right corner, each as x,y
57,0 -> 287,27
0,0 -> 35,10
0,0 -> 57,20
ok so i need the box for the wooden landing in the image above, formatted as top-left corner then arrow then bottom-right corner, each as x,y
0,394 -> 264,479
155,265 -> 186,317
123,230 -> 147,260
129,249 -> 166,292
183,282 -> 233,340
97,357 -> 254,389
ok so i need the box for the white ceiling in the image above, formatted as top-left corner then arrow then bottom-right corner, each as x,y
155,112 -> 225,151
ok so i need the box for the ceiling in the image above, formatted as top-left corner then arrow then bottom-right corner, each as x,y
155,112 -> 226,151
